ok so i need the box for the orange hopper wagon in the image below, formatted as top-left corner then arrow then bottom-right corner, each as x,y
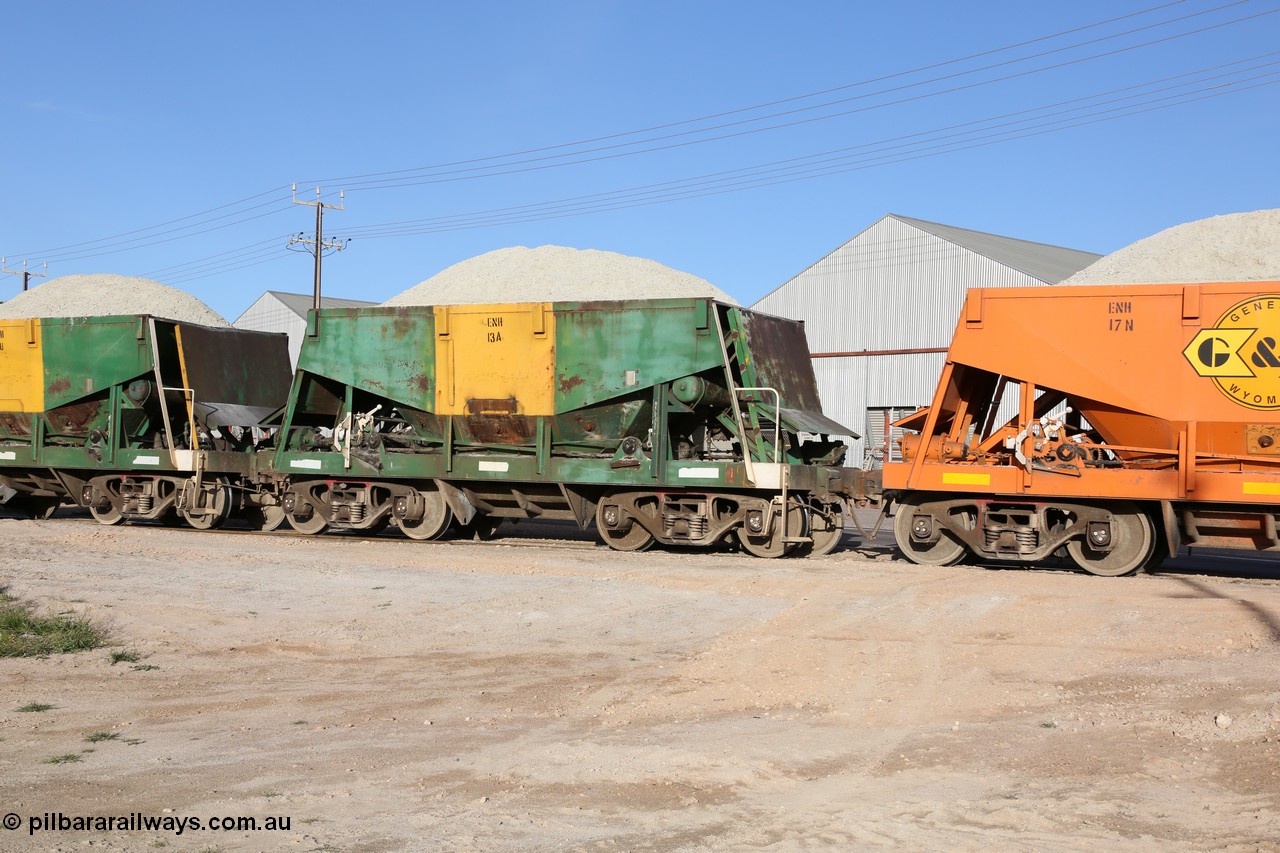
882,282 -> 1280,575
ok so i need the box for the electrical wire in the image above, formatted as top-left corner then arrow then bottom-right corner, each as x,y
301,0 -> 1202,185
318,1 -> 1271,191
5,0 -> 1274,268
333,61 -> 1280,238
326,5 -> 1280,195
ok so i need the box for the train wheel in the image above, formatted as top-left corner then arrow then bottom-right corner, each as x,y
596,500 -> 655,552
396,490 -> 452,541
180,479 -> 232,530
286,506 -> 329,535
89,502 -> 125,526
737,502 -> 808,559
806,502 -> 845,557
1065,503 -> 1153,577
893,496 -> 966,566
246,505 -> 287,532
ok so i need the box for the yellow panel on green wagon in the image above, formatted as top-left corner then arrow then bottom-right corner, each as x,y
0,319 -> 44,413
433,303 -> 556,416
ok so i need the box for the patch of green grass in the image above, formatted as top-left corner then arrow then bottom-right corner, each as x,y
0,586 -> 109,657
1040,721 -> 1059,729
43,753 -> 81,764
84,732 -> 119,743
292,720 -> 307,725
131,664 -> 160,671
121,738 -> 145,746
109,650 -> 140,665
16,702 -> 55,713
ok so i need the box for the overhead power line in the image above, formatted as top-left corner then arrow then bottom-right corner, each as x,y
3,0 -> 1274,270
313,3 -> 1280,195
309,0 -> 1269,192
329,58 -> 1280,238
301,0 -> 1205,186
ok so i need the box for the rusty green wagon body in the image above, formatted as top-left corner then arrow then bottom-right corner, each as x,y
273,297 -> 877,555
0,314 -> 291,527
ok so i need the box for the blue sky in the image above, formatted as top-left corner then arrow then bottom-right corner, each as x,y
2,1 -> 1277,320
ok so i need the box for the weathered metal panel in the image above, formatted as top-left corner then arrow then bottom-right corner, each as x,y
735,310 -> 823,412
552,299 -> 721,412
38,316 -> 153,410
297,307 -> 436,412
173,323 -> 292,427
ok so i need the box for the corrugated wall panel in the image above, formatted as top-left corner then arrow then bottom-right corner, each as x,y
232,294 -> 308,367
812,352 -> 945,464
754,215 -> 1087,467
756,217 -> 1050,354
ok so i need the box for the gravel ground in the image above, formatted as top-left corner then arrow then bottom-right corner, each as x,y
0,274 -> 229,326
384,245 -> 737,306
1062,209 -> 1280,285
2,518 -> 1280,852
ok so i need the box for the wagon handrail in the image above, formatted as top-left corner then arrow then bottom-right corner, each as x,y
735,386 -> 782,465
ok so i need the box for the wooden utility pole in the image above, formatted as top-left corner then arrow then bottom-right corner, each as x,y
287,185 -> 349,310
0,258 -> 47,292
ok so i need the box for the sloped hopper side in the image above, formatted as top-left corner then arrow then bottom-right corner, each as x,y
173,323 -> 292,428
737,310 -> 861,439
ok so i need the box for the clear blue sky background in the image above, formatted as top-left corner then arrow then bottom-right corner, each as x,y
2,1 -> 1277,320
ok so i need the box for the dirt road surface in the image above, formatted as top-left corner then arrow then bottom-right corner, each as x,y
2,516 -> 1279,852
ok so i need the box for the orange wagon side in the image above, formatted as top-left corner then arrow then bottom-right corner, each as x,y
882,282 -> 1280,575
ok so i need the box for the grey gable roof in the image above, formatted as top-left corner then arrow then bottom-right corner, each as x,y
891,215 -> 1101,285
267,290 -> 377,319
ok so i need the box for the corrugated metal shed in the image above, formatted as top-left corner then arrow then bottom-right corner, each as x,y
233,291 -> 375,367
753,214 -> 1100,465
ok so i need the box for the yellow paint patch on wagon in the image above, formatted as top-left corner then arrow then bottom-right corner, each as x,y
1242,481 -> 1280,496
0,319 -> 44,413
942,471 -> 992,486
433,303 -> 556,416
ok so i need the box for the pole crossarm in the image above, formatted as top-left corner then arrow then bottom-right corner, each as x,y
288,185 -> 349,310
0,258 -> 48,293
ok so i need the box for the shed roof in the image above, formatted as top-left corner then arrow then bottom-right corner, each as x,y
889,215 -> 1100,285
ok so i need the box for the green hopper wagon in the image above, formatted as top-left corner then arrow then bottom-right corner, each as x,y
0,314 -> 291,527
273,297 -> 877,556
